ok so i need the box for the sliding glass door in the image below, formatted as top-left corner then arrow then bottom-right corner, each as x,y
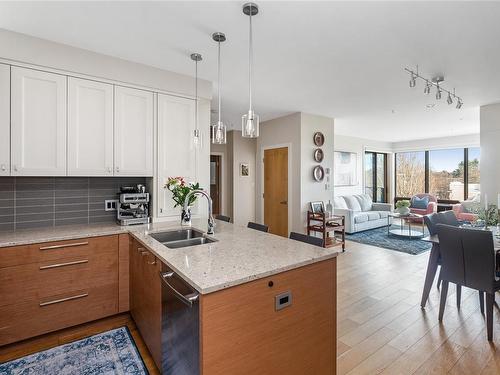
365,151 -> 388,203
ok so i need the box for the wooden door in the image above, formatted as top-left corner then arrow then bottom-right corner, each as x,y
157,93 -> 196,217
68,77 -> 114,176
11,67 -> 67,176
0,64 -> 9,176
114,86 -> 154,176
264,147 -> 288,237
210,155 -> 221,215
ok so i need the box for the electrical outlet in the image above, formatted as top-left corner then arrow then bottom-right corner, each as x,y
105,199 -> 118,211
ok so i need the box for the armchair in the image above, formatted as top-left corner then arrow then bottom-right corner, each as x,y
409,194 -> 437,216
452,199 -> 479,222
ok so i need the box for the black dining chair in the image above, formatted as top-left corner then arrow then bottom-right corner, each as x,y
440,210 -> 460,227
437,224 -> 499,340
215,215 -> 231,223
247,222 -> 269,233
289,232 -> 324,247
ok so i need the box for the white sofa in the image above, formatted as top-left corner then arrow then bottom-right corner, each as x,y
333,194 -> 392,234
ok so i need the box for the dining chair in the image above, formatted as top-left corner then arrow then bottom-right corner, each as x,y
247,222 -> 269,233
440,210 -> 460,227
215,215 -> 231,223
289,232 -> 324,247
437,224 -> 499,340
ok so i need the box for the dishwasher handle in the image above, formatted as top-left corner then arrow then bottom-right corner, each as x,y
159,271 -> 200,307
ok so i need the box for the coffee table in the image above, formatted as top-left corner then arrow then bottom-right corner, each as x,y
387,212 -> 425,239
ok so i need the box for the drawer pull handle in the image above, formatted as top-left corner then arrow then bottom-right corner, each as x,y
39,241 -> 89,251
39,259 -> 89,270
137,247 -> 145,253
147,257 -> 157,265
39,293 -> 89,307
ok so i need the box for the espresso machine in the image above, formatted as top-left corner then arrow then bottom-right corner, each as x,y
117,185 -> 150,225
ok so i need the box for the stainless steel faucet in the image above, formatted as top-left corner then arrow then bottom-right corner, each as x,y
183,189 -> 215,235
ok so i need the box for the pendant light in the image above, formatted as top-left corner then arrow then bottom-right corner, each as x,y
191,53 -> 202,148
241,2 -> 259,138
212,32 -> 227,144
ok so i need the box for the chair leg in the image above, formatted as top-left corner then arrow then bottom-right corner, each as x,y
486,293 -> 494,341
437,270 -> 442,290
456,284 -> 462,309
439,280 -> 449,322
479,291 -> 485,315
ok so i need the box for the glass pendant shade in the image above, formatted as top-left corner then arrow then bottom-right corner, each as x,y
212,121 -> 227,144
191,53 -> 202,149
193,128 -> 202,149
242,110 -> 259,138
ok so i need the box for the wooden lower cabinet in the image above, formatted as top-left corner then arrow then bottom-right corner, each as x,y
199,258 -> 337,375
130,239 -> 162,370
0,235 -> 120,346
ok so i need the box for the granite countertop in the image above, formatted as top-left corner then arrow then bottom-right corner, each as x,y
0,219 -> 339,294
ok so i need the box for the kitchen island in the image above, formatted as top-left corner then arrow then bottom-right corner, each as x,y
0,219 -> 338,374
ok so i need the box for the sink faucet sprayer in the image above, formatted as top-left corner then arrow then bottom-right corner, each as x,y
182,189 -> 215,235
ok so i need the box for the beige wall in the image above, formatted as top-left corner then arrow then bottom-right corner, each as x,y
480,103 -> 500,202
0,28 -> 212,99
256,113 -> 302,233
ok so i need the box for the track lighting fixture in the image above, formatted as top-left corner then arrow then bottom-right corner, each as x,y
405,66 -> 463,110
191,53 -> 202,148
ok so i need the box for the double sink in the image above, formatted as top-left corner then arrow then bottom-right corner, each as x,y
149,228 -> 217,249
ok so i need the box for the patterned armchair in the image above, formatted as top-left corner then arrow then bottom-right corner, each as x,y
409,193 -> 438,218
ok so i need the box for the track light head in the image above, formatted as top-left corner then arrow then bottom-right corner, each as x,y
436,86 -> 442,100
447,93 -> 453,105
424,81 -> 431,94
456,99 -> 463,109
409,73 -> 416,88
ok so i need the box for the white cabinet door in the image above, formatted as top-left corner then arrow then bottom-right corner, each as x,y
0,64 -> 9,176
114,86 -> 154,176
11,67 -> 67,176
157,94 -> 196,217
68,77 -> 114,176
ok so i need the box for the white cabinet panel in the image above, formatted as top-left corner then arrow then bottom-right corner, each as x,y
114,86 -> 154,176
157,94 -> 196,217
68,77 -> 114,176
0,64 -> 9,176
11,67 -> 67,176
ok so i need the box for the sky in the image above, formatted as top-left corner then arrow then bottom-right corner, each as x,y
430,147 -> 480,172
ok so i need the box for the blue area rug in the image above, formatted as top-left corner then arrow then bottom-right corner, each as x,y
346,225 -> 432,255
0,327 -> 148,375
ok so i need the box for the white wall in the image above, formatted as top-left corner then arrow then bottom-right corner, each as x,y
480,103 -> 500,201
392,133 -> 480,152
300,113 -> 335,231
0,28 -> 212,99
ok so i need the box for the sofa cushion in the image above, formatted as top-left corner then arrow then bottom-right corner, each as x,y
343,195 -> 362,212
333,196 -> 348,209
378,211 -> 389,219
367,212 -> 380,221
355,194 -> 373,211
411,196 -> 429,209
354,213 -> 369,223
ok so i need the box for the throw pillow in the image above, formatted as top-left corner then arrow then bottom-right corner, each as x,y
411,196 -> 429,209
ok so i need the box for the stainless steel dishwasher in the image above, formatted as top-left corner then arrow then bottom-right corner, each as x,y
159,264 -> 200,375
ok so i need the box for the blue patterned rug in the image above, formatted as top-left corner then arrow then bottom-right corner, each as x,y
0,327 -> 148,375
346,225 -> 432,255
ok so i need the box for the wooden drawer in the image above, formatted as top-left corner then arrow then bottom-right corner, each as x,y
0,243 -> 117,307
0,235 -> 116,268
0,284 -> 118,346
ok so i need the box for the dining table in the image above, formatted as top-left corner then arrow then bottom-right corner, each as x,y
420,226 -> 500,308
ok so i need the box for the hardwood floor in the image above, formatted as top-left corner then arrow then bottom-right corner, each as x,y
2,239 -> 499,374
337,240 -> 500,375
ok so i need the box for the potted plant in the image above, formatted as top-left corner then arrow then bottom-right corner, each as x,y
165,177 -> 201,224
395,199 -> 411,215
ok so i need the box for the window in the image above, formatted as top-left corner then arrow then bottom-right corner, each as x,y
395,147 -> 480,202
365,151 -> 388,202
395,152 -> 425,197
429,148 -> 464,201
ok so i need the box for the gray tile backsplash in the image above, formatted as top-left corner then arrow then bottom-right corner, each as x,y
0,177 -> 147,231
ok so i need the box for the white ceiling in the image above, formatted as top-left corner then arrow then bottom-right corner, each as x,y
1,1 -> 499,142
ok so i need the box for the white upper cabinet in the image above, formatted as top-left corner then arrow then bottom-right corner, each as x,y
157,93 -> 196,217
0,64 -> 9,176
114,86 -> 154,176
11,67 -> 67,176
68,77 -> 114,176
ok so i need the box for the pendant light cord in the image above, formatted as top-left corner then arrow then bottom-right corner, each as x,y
218,40 -> 221,123
248,8 -> 253,111
195,59 -> 198,131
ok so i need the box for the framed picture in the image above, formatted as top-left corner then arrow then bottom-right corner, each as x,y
313,132 -> 325,146
334,151 -> 358,186
309,201 -> 325,214
240,163 -> 249,177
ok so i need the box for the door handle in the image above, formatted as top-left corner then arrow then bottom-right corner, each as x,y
280,200 -> 288,205
159,271 -> 199,307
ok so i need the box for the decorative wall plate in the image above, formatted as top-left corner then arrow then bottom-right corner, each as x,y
313,165 -> 325,182
313,132 -> 325,147
313,148 -> 324,162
